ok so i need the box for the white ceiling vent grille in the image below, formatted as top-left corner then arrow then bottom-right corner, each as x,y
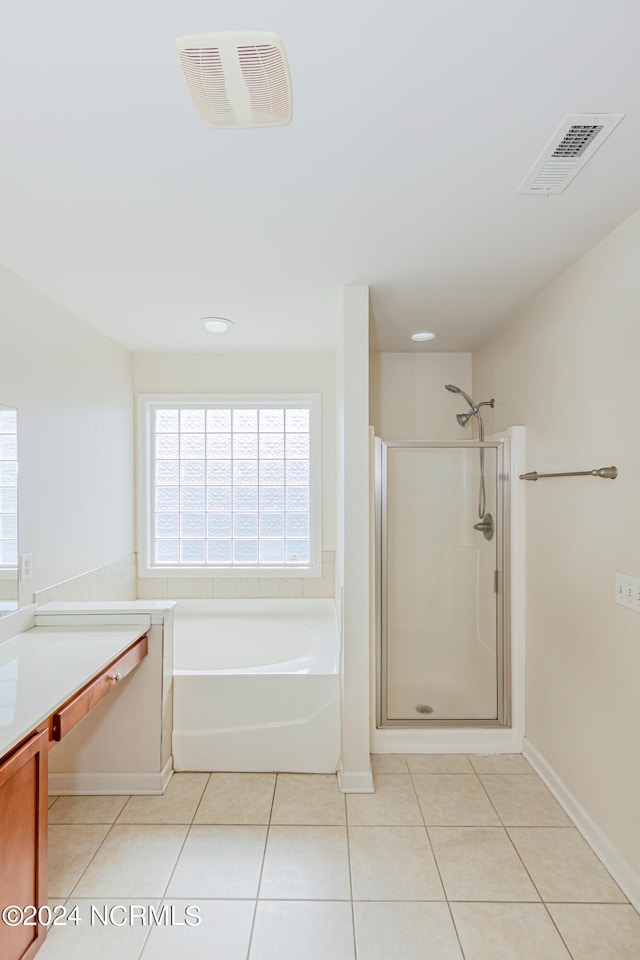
176,32 -> 292,129
517,114 -> 623,195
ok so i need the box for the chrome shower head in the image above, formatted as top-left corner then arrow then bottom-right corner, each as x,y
445,383 -> 477,413
456,412 -> 473,427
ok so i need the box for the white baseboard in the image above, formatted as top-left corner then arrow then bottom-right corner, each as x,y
523,739 -> 640,912
161,756 -> 174,793
49,760 -> 174,797
337,759 -> 374,794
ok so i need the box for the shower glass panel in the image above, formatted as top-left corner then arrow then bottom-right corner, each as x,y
377,440 -> 508,727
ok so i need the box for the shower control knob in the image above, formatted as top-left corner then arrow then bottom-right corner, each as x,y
473,514 -> 495,541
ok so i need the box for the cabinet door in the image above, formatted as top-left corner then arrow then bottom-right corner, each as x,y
0,728 -> 48,960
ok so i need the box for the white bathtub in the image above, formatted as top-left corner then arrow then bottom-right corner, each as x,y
172,599 -> 341,773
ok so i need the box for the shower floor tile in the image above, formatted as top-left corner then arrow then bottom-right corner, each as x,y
42,759 -> 640,960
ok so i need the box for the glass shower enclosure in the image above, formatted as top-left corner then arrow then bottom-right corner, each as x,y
375,439 -> 510,727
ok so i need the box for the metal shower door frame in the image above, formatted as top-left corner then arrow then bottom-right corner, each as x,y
375,438 -> 511,729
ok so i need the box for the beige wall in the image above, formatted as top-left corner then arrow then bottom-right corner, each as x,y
473,207 -> 640,876
369,352 -> 472,440
0,266 -> 135,605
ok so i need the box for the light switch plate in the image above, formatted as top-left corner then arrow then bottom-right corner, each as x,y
20,553 -> 32,580
615,572 -> 640,612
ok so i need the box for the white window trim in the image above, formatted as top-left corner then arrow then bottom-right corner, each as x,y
136,393 -> 322,578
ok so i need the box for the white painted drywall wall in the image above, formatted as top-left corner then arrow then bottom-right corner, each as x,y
369,352 -> 472,441
0,265 -> 134,604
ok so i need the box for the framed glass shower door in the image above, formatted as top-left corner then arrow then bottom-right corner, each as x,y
376,440 -> 509,727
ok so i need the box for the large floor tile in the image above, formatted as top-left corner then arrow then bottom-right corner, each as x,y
354,902 -> 463,960
250,901 -> 355,960
270,774 -> 346,825
450,902 -> 571,960
49,795 -> 128,824
346,774 -> 423,826
194,772 -> 276,824
370,754 -> 409,773
118,774 -> 209,824
547,903 -> 640,960
428,827 -> 539,901
73,825 -> 188,898
260,826 -> 351,900
36,900 -> 158,960
412,774 -> 501,826
479,775 -> 571,826
48,824 -> 110,898
407,755 -> 474,774
166,824 -> 267,898
349,826 -> 444,900
508,828 -> 627,903
140,900 -> 255,959
468,754 -> 533,775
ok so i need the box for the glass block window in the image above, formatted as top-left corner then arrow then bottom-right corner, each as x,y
0,408 -> 18,568
141,397 -> 320,572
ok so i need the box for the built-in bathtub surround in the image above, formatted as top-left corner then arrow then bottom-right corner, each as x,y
138,551 -> 336,601
34,553 -> 137,606
172,599 -> 340,773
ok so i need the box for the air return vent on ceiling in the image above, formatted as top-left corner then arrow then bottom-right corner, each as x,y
517,113 -> 623,195
175,32 -> 292,128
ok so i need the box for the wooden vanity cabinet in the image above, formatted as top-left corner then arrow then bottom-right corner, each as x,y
0,728 -> 48,960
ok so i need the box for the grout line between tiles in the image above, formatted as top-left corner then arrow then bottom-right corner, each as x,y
245,771 -> 278,959
475,764 -> 508,828
63,813 -> 122,901
407,764 -> 469,958
541,901 -> 577,960
344,776 -> 358,960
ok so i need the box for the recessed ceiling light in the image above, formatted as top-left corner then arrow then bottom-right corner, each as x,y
410,330 -> 437,342
200,317 -> 233,334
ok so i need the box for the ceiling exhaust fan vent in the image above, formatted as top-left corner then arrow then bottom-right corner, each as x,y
175,32 -> 292,129
517,113 -> 623,195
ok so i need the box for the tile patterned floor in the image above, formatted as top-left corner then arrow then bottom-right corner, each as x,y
39,757 -> 640,959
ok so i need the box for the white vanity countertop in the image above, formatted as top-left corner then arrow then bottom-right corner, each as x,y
0,624 -> 149,758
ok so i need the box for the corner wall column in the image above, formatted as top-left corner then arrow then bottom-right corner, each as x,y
337,285 -> 374,792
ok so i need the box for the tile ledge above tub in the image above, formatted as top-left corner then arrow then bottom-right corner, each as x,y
35,600 -> 176,625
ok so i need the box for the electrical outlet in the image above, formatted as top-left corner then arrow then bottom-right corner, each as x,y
615,572 -> 640,612
20,553 -> 32,580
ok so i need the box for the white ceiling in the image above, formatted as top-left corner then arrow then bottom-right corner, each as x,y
2,1 -> 640,354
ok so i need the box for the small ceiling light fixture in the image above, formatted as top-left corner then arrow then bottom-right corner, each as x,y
410,330 -> 437,342
200,317 -> 233,334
